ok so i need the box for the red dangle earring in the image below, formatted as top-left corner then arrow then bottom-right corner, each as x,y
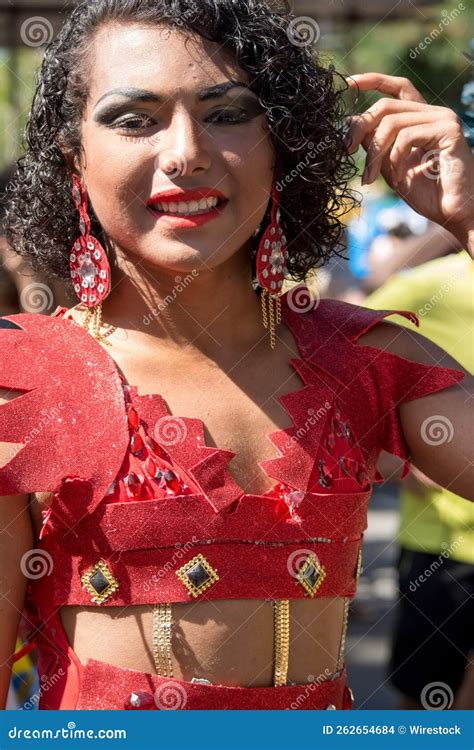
255,180 -> 288,349
69,174 -> 115,344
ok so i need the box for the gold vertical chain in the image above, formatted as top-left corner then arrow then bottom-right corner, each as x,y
81,303 -> 116,345
261,289 -> 269,329
152,603 -> 174,677
268,294 -> 276,349
275,294 -> 282,325
337,598 -> 350,673
273,599 -> 290,686
260,290 -> 280,349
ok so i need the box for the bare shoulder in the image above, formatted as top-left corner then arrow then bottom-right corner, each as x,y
357,319 -> 473,500
356,318 -> 469,376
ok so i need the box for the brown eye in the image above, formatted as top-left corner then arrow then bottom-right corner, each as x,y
206,109 -> 251,124
114,114 -> 156,131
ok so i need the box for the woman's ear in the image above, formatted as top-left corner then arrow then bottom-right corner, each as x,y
54,134 -> 83,175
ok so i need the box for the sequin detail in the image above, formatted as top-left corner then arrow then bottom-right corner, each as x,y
125,690 -> 155,710
314,400 -> 371,492
105,375 -> 193,503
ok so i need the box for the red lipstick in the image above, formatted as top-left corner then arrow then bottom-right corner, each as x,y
146,186 -> 228,229
147,187 -> 227,204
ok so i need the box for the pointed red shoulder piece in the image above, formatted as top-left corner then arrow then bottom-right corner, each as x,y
0,312 -> 129,515
280,289 -> 465,480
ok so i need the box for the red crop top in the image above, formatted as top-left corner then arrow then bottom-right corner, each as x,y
0,284 -> 464,612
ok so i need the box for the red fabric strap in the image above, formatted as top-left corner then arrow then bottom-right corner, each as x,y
50,490 -> 370,553
74,659 -> 351,710
30,537 -> 362,605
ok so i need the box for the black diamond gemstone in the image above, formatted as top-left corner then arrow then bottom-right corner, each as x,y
302,562 -> 320,590
89,569 -> 110,594
185,562 -> 210,589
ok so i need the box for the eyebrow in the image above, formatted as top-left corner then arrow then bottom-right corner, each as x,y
93,80 -> 253,110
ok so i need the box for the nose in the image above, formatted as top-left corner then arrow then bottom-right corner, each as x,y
157,110 -> 212,178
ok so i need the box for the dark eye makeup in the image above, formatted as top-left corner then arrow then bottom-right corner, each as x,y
94,96 -> 264,133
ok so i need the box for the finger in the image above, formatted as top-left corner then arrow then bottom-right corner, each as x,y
346,99 -> 438,153
347,73 -> 427,103
390,123 -> 446,184
362,112 -> 435,184
392,116 -> 467,183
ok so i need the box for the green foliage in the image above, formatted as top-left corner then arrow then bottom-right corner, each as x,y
0,1 -> 471,169
0,47 -> 42,170
333,0 -> 471,111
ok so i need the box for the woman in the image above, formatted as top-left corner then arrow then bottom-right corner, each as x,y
0,0 -> 472,710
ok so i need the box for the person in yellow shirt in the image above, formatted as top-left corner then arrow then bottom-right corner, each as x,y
365,249 -> 474,709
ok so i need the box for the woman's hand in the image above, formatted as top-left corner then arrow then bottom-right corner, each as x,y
345,72 -> 474,256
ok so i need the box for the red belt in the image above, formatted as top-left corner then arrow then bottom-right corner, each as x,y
73,659 -> 353,710
31,537 -> 362,605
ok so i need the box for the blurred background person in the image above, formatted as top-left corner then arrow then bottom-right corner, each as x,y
365,249 -> 474,709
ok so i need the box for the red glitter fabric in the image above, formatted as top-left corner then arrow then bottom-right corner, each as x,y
1,283 -> 464,709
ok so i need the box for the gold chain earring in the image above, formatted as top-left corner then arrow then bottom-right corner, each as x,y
69,174 -> 115,344
255,180 -> 288,349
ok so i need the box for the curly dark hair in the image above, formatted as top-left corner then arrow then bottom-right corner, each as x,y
4,0 -> 357,289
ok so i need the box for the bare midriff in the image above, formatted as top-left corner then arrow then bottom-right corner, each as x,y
29,501 -> 346,687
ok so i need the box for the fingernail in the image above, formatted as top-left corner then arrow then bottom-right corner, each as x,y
361,167 -> 369,185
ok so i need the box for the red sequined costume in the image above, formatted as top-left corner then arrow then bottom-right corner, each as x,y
1,285 -> 464,710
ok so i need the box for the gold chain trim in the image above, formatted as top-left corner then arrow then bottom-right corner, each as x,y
82,302 -> 116,344
337,597 -> 350,672
273,599 -> 290,686
152,603 -> 174,677
261,288 -> 269,330
275,294 -> 282,325
260,290 -> 281,350
268,292 -> 276,349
